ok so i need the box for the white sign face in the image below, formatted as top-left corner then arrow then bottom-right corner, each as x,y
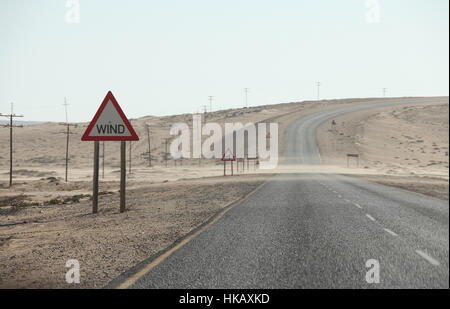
88,99 -> 132,137
222,148 -> 235,161
82,91 -> 139,141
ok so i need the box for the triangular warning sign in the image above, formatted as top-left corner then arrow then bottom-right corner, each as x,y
221,148 -> 236,161
81,91 -> 139,141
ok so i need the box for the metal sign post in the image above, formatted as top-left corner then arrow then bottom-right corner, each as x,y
82,91 -> 139,214
93,141 -> 100,213
221,148 -> 236,177
120,141 -> 126,213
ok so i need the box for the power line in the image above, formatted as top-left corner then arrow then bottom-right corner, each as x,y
58,98 -> 77,182
0,103 -> 24,187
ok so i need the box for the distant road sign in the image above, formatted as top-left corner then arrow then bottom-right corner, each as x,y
221,148 -> 236,162
81,91 -> 139,141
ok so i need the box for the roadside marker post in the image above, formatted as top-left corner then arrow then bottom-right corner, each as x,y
82,91 -> 139,214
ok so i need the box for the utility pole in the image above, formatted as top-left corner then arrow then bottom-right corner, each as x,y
316,82 -> 321,100
0,103 -> 24,187
195,114 -> 202,167
244,88 -> 249,108
208,96 -> 213,113
58,98 -> 77,182
382,88 -> 387,97
163,137 -> 171,168
202,105 -> 208,114
146,124 -> 152,167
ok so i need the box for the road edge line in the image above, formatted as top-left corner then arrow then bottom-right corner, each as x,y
106,179 -> 270,289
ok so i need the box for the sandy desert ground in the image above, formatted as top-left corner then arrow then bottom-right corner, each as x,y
0,97 -> 448,288
317,100 -> 449,199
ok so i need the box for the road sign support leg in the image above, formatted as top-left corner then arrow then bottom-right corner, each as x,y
120,141 -> 126,213
93,141 -> 99,214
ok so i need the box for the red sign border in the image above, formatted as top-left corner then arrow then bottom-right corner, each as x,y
81,91 -> 139,141
221,148 -> 236,162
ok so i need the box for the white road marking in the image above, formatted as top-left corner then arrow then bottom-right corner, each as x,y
415,250 -> 440,266
337,195 -> 342,198
344,199 -> 352,203
366,214 -> 376,222
333,191 -> 338,194
353,203 -> 362,209
383,228 -> 398,237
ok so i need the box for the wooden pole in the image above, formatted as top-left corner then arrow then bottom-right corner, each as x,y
0,109 -> 23,188
164,138 -> 169,168
146,125 -> 151,167
65,124 -> 69,182
120,141 -> 126,213
92,141 -> 100,214
9,115 -> 13,187
223,161 -> 226,176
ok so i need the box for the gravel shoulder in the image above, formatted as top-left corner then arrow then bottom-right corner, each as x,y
0,176 -> 265,288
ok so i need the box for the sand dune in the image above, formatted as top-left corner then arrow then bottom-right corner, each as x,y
0,96 -> 448,288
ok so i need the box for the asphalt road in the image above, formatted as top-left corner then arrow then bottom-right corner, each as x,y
126,98 -> 449,289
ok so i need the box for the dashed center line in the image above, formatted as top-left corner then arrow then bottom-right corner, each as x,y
383,228 -> 398,237
365,214 -> 376,222
346,201 -> 440,269
353,203 -> 362,209
415,250 -> 440,266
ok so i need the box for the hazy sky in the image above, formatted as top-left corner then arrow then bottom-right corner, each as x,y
0,0 -> 448,122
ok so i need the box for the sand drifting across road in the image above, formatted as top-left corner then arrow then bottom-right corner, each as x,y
0,97 -> 448,288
